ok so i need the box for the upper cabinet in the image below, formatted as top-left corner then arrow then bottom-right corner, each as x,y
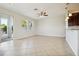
68,12 -> 79,26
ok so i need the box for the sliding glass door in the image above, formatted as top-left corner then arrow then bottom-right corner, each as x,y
0,14 -> 13,42
0,17 -> 8,34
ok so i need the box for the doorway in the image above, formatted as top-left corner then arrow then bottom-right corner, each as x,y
0,14 -> 13,42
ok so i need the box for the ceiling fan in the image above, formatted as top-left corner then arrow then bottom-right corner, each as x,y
34,8 -> 48,17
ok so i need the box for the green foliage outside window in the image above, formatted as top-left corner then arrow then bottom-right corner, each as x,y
0,24 -> 7,33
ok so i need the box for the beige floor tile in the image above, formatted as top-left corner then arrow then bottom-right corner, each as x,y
0,35 -> 74,56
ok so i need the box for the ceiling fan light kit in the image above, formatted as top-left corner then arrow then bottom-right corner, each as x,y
34,8 -> 48,17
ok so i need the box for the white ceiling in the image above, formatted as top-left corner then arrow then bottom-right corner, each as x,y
0,3 -> 79,19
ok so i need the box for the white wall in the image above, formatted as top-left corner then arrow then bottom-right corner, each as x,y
0,6 -> 65,39
13,15 -> 35,39
0,7 -> 35,40
36,15 -> 65,37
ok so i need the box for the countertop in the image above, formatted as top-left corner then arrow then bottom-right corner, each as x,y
67,26 -> 79,30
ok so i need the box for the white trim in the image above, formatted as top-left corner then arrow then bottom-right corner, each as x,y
66,38 -> 78,56
36,33 -> 65,37
13,34 -> 36,40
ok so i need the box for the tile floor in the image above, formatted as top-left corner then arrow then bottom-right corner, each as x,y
0,35 -> 74,56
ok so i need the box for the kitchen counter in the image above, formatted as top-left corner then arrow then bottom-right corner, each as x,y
67,26 -> 79,30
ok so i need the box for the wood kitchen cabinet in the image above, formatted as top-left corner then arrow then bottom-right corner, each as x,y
68,12 -> 79,26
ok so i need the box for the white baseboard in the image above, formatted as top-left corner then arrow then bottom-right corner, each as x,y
13,34 -> 36,40
36,33 -> 65,37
